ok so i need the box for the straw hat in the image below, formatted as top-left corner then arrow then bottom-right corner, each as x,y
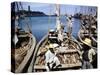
83,38 -> 92,47
91,25 -> 96,29
49,44 -> 54,49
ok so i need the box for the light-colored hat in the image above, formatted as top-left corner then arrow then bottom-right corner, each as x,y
49,44 -> 54,48
49,29 -> 55,32
53,43 -> 59,48
91,25 -> 96,29
83,38 -> 92,47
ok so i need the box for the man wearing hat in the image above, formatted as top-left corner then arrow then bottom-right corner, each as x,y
82,38 -> 96,69
45,44 -> 61,71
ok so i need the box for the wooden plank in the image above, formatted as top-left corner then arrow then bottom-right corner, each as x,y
18,34 -> 29,37
56,49 -> 79,54
34,63 -> 82,70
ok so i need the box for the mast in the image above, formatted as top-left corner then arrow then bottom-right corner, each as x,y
56,4 -> 61,32
16,2 -> 32,33
55,4 -> 64,43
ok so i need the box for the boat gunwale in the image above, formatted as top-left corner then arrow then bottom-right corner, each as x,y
30,34 -> 48,72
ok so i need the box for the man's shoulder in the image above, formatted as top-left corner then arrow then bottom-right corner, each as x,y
89,48 -> 95,53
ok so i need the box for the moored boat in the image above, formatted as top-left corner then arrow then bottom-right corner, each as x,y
11,2 -> 36,73
78,15 -> 97,49
32,4 -> 82,72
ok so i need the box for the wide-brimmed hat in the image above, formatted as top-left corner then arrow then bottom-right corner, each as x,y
83,38 -> 92,47
91,25 -> 96,29
49,44 -> 54,49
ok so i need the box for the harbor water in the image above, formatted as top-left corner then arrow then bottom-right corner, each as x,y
19,16 -> 81,42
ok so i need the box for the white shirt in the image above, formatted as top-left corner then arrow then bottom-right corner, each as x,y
45,50 -> 56,64
58,32 -> 63,41
45,49 -> 61,71
88,48 -> 96,62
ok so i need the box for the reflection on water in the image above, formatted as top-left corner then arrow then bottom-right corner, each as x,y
19,16 -> 81,42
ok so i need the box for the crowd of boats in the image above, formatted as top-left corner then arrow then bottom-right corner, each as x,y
11,2 -> 97,73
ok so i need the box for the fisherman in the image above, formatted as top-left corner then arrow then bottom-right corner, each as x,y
81,38 -> 96,69
58,29 -> 63,46
67,15 -> 73,34
45,44 -> 61,71
57,23 -> 64,46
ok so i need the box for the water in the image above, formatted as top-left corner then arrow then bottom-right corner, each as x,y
19,16 -> 81,42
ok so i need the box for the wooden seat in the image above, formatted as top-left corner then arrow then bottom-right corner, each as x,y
34,63 -> 82,70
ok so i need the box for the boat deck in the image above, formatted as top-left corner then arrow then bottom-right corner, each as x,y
33,34 -> 82,72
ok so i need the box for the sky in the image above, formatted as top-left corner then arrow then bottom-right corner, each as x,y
15,2 -> 97,15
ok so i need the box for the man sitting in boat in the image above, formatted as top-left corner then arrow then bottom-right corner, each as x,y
81,38 -> 96,69
45,44 -> 61,71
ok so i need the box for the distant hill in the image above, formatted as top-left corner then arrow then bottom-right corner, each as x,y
12,10 -> 48,17
27,11 -> 48,16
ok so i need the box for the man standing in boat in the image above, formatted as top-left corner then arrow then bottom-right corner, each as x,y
57,25 -> 64,46
66,15 -> 73,47
66,15 -> 73,35
81,38 -> 96,69
45,44 -> 61,71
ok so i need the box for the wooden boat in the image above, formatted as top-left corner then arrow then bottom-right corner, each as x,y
32,30 -> 82,72
11,29 -> 36,73
32,5 -> 82,72
11,2 -> 36,73
78,15 -> 97,68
